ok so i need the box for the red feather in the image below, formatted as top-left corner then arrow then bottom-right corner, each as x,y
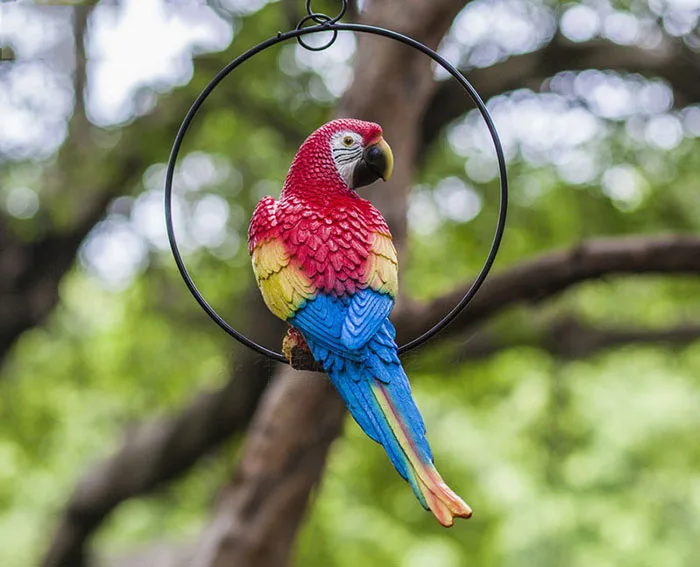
249,119 -> 392,297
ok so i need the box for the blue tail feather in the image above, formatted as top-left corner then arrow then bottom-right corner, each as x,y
304,320 -> 433,504
290,290 -> 435,507
289,290 -> 472,525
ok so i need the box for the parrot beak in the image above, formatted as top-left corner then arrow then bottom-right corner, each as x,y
352,137 -> 394,189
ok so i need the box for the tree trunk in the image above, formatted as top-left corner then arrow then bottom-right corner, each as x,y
190,1 -> 470,565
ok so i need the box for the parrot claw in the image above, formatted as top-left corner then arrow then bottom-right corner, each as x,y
283,327 -> 323,371
283,327 -> 310,355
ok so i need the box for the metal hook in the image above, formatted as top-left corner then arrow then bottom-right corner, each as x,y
304,0 -> 347,24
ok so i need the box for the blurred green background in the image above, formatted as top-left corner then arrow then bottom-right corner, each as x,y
1,0 -> 699,565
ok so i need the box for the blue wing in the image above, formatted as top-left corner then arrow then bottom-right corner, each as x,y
290,288 -> 393,357
341,290 -> 394,350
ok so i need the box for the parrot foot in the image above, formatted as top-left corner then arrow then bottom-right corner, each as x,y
283,327 -> 324,372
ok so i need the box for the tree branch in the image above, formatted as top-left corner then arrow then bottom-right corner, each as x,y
421,34 -> 700,150
394,235 -> 700,345
454,315 -> 700,362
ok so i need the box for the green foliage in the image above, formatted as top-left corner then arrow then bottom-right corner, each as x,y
1,1 -> 699,566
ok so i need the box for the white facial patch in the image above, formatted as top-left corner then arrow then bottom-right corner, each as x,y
330,130 -> 363,188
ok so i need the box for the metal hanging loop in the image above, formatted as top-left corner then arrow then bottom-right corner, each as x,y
305,0 -> 347,24
165,1 -> 509,364
296,13 -> 338,51
296,0 -> 348,51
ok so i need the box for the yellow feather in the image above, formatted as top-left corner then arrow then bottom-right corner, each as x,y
364,233 -> 399,297
253,239 -> 314,320
370,233 -> 398,263
253,240 -> 290,278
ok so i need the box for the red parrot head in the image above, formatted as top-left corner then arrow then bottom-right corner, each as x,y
283,118 -> 394,195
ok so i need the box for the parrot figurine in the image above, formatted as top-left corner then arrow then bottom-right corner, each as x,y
248,118 -> 472,526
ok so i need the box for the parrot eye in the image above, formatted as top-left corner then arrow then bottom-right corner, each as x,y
342,135 -> 355,147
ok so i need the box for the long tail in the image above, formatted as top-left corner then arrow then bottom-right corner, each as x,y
308,322 -> 472,526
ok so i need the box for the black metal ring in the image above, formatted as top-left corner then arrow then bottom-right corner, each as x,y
165,20 -> 508,363
296,14 -> 338,51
